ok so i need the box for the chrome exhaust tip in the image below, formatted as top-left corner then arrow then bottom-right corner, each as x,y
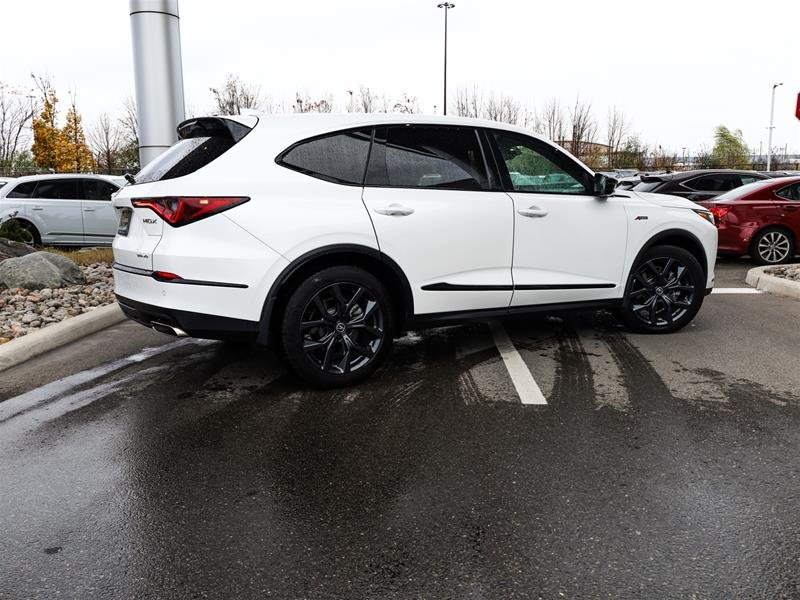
151,321 -> 188,337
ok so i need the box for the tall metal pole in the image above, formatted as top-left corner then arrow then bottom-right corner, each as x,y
129,0 -> 186,168
766,82 -> 783,171
437,3 -> 454,116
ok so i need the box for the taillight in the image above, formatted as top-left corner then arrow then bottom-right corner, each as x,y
132,196 -> 249,227
709,205 -> 732,220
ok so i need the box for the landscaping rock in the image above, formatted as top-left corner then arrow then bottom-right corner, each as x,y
766,264 -> 800,282
0,238 -> 36,262
0,252 -> 85,290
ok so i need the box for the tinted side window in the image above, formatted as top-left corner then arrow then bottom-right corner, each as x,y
34,180 -> 79,199
279,129 -> 372,185
688,174 -> 738,192
366,126 -> 489,191
776,183 -> 800,201
740,175 -> 762,185
491,131 -> 590,194
632,181 -> 663,193
82,179 -> 119,201
6,181 -> 38,198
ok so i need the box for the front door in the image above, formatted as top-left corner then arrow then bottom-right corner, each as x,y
361,125 -> 514,315
488,130 -> 628,307
80,178 -> 120,245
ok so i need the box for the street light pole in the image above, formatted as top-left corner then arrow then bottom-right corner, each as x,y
437,2 -> 455,116
767,82 -> 783,171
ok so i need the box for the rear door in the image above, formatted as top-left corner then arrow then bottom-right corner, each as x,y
27,179 -> 84,244
361,125 -> 513,315
773,181 -> 800,241
80,178 -> 120,245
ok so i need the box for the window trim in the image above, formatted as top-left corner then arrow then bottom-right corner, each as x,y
484,128 -> 595,196
363,124 -> 496,193
275,126 -> 374,187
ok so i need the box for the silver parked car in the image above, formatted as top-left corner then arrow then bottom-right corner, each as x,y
0,174 -> 124,246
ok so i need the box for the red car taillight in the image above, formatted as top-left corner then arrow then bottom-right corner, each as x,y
132,196 -> 249,227
709,205 -> 732,221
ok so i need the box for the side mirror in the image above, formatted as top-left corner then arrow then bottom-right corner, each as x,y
593,173 -> 618,197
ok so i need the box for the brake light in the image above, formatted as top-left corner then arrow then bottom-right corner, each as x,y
132,196 -> 249,227
709,205 -> 732,220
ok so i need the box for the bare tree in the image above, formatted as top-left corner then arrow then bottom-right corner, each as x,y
454,86 -> 483,118
392,93 -> 419,114
0,82 -> 36,169
484,93 -> 522,125
357,86 -> 378,113
88,112 -> 120,173
209,74 -> 262,115
567,96 -> 598,161
294,93 -> 333,113
540,98 -> 566,143
606,106 -> 630,168
116,96 -> 140,171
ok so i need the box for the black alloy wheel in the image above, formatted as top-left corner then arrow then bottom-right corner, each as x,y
621,245 -> 704,334
281,266 -> 394,388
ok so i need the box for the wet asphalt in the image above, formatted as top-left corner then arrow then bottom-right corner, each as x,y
1,259 -> 800,599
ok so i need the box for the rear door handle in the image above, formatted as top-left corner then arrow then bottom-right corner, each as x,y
83,208 -> 96,212
31,207 -> 44,211
373,203 -> 415,216
518,206 -> 549,218
783,205 -> 798,212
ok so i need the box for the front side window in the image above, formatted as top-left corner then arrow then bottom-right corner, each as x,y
491,131 -> 590,194
366,126 -> 489,191
82,179 -> 118,201
776,183 -> 800,201
740,175 -> 763,185
6,181 -> 38,198
34,180 -> 78,199
279,128 -> 372,185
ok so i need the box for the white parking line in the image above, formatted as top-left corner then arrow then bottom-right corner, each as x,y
711,288 -> 763,294
489,321 -> 548,405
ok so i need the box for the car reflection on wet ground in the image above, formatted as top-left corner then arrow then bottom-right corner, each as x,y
1,260 -> 799,599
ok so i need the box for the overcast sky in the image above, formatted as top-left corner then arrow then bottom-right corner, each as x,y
4,0 -> 799,155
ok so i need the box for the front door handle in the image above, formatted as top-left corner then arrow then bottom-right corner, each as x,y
783,205 -> 798,212
518,206 -> 549,218
373,204 -> 415,217
83,208 -> 96,212
31,207 -> 44,211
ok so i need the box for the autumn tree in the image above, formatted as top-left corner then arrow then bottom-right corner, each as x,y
31,79 -> 61,171
58,96 -> 95,172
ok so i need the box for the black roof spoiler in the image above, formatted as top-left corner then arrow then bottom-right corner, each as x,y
176,117 -> 252,143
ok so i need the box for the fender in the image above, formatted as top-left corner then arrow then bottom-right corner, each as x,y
256,243 -> 413,345
623,228 -> 709,301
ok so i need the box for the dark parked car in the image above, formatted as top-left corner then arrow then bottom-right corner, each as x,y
696,176 -> 800,264
633,170 -> 768,202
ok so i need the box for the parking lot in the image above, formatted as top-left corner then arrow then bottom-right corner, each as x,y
1,259 -> 799,598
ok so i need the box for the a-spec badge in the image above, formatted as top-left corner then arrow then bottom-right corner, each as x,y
634,215 -> 649,221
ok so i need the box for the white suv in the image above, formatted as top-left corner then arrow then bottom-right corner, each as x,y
112,114 -> 717,387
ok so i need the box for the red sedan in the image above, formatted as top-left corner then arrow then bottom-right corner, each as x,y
697,176 -> 800,264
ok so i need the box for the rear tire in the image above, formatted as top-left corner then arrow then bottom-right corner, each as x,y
750,227 -> 795,265
619,245 -> 705,334
280,266 -> 394,388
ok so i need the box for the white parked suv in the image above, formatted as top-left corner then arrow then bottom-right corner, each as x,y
0,174 -> 125,246
112,114 -> 717,387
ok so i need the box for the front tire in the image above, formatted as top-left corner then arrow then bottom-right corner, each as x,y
751,227 -> 795,265
620,245 -> 705,334
280,266 -> 394,388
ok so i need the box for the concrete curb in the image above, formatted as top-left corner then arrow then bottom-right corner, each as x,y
0,303 -> 126,372
746,265 -> 800,300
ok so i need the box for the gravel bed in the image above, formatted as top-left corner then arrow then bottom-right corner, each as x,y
765,264 -> 800,281
0,263 -> 114,343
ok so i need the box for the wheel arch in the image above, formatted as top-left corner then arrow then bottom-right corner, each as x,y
748,224 -> 795,256
5,217 -> 41,245
624,229 -> 709,301
257,244 -> 413,345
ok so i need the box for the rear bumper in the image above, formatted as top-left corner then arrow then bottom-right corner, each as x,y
116,295 -> 260,342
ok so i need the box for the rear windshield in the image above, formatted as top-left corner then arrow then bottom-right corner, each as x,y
135,136 -> 234,184
133,118 -> 253,184
632,181 -> 662,193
